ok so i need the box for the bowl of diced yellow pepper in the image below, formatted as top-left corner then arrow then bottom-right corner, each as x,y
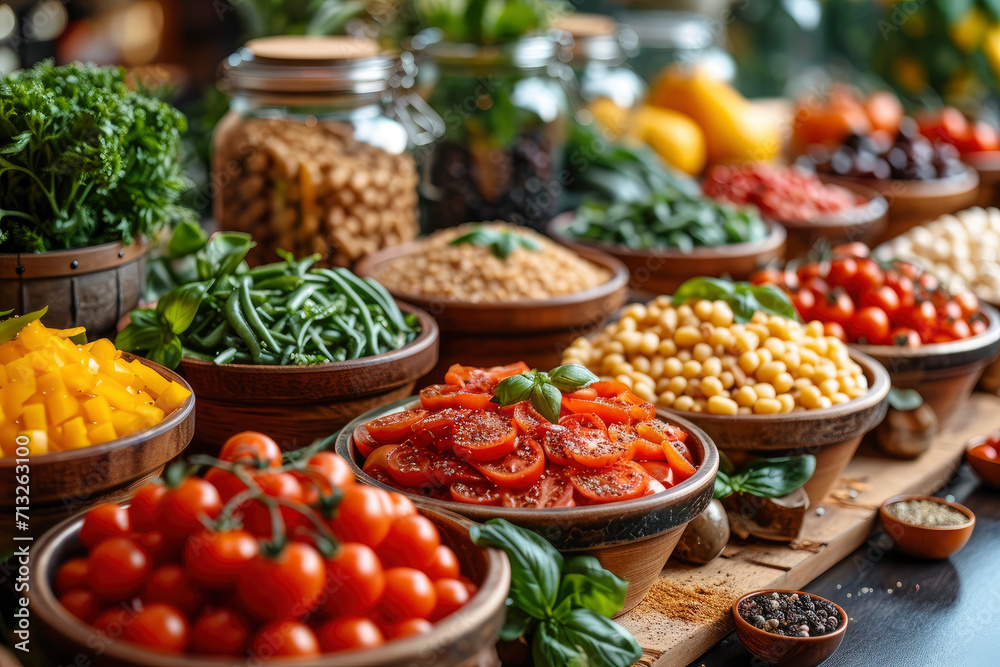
0,314 -> 195,537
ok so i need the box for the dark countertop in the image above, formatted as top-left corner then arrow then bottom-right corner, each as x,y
689,462 -> 999,667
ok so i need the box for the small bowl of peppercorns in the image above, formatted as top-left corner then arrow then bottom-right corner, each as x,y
732,589 -> 848,667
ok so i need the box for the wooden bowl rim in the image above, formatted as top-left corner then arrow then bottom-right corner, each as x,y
546,212 -> 788,260
337,398 -> 720,523
732,589 -> 849,644
963,150 -> 1000,171
879,494 -> 976,532
28,507 -> 511,667
176,302 -> 439,376
770,181 -> 889,229
0,238 -> 149,278
662,349 -> 890,428
852,302 -> 1000,359
353,240 -> 630,313
0,355 -> 193,468
817,164 -> 980,199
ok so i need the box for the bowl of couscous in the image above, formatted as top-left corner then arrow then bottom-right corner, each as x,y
356,222 -> 629,382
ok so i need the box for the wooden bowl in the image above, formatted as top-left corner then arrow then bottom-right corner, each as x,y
664,350 -> 890,506
775,181 -> 889,258
965,431 -> 1000,488
966,151 -> 1000,208
852,303 -> 1000,430
819,166 -> 979,244
355,243 -> 628,384
879,494 -> 975,560
0,356 -> 194,544
28,507 -> 510,667
732,590 -> 848,667
177,303 -> 438,453
336,400 -> 720,616
546,212 -> 787,297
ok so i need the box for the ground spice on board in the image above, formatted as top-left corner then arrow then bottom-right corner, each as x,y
886,499 -> 970,527
643,580 -> 736,624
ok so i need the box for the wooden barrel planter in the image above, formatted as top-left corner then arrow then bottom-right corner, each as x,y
0,240 -> 148,338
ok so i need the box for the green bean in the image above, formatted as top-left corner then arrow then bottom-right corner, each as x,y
333,315 -> 366,359
363,276 -> 411,332
182,347 -> 215,361
287,283 -> 319,311
321,269 -> 378,352
255,275 -> 303,291
248,264 -> 286,281
239,276 -> 280,353
213,347 -> 237,364
296,317 -> 315,351
310,330 -> 335,360
190,319 -> 229,351
225,290 -> 262,362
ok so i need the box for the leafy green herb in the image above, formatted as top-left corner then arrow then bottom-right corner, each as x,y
412,0 -> 568,44
0,61 -> 194,253
672,277 -> 797,323
0,307 -> 47,345
450,225 -> 541,260
492,364 -> 598,423
471,519 -> 641,667
714,455 -> 816,500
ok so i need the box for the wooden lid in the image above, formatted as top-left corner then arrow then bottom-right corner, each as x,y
245,36 -> 382,63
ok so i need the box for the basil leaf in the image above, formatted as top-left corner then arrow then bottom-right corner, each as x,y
532,619 -> 587,667
493,372 -> 537,406
749,285 -> 797,321
496,231 -> 517,260
500,604 -> 537,642
888,386 -> 923,411
558,608 -> 643,667
470,519 -> 563,620
0,309 -> 12,317
731,455 -> 816,498
116,323 -> 164,355
156,283 -> 206,334
548,364 -> 599,393
533,383 -> 563,424
556,555 -> 627,619
147,333 -> 183,369
167,220 -> 209,258
197,232 -> 254,281
671,277 -> 736,305
0,306 -> 47,344
713,470 -> 734,499
128,309 -> 159,328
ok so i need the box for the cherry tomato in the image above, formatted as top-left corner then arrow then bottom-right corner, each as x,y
204,467 -> 247,504
954,290 -> 980,318
847,258 -> 884,294
54,558 -> 89,596
378,514 -> 441,570
424,545 -> 461,580
129,483 -> 166,533
219,431 -> 282,468
638,461 -> 675,488
88,536 -> 149,599
827,257 -> 858,286
850,306 -> 891,344
897,300 -> 938,340
792,289 -> 816,320
432,578 -> 472,621
135,529 -> 173,564
449,411 -> 517,461
379,567 -> 436,623
80,503 -> 130,550
750,267 -> 784,286
823,321 -> 847,341
386,493 -> 417,518
918,272 -> 939,294
387,442 -> 438,488
322,542 -> 385,616
191,608 -> 250,655
500,468 -> 575,509
184,529 -> 258,588
366,410 -> 429,444
570,462 -> 650,504
889,327 -> 921,347
318,617 -> 385,652
938,299 -> 963,322
815,288 -> 856,324
939,318 -> 972,341
970,314 -> 988,336
885,272 -> 915,308
296,451 -> 354,504
93,608 -> 133,637
801,276 -> 830,298
831,242 -> 870,258
419,385 -> 494,411
861,285 -> 900,316
237,542 -> 326,620
59,588 -> 99,623
513,401 -> 548,437
252,620 -> 320,658
240,472 -> 305,539
385,618 -> 434,639
327,485 -> 393,548
449,481 -> 502,506
353,423 -> 381,458
143,564 -> 203,617
158,478 -> 222,541
471,436 -> 546,488
122,603 -> 189,653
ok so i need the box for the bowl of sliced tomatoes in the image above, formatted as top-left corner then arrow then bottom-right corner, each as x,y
336,362 -> 720,616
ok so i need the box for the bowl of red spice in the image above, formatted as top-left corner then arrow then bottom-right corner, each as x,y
703,163 -> 888,259
966,430 -> 1000,488
732,589 -> 848,667
879,494 -> 975,560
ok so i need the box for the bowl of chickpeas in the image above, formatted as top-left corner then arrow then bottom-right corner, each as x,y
563,296 -> 891,504
356,223 -> 629,382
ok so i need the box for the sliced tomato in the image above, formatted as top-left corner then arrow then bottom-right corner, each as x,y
538,425 -> 573,467
353,424 -> 381,458
365,410 -> 428,444
660,442 -> 696,482
569,462 -> 650,504
555,414 -> 628,468
430,453 -> 484,486
609,423 -> 661,462
471,436 -> 545,489
636,421 -> 691,462
387,443 -> 438,487
362,444 -> 398,478
616,390 -> 656,422
513,402 -> 549,437
449,411 -> 517,461
419,385 -> 495,411
412,408 -> 473,448
562,387 -> 598,401
645,479 -> 667,495
590,380 -> 630,398
449,481 -> 501,506
444,362 -> 530,391
500,468 -> 576,508
638,461 -> 675,489
562,396 -> 631,424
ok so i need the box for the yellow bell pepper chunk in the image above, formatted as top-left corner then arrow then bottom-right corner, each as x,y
1,424 -> 20,456
93,373 -> 135,411
18,430 -> 49,455
87,422 -> 118,445
6,357 -> 37,390
134,404 -> 166,429
62,417 -> 90,449
98,358 -> 134,386
52,326 -> 86,340
88,338 -> 118,360
37,370 -> 66,396
46,391 -> 79,425
129,360 -> 170,396
0,364 -> 8,387
110,409 -> 142,438
22,403 -> 47,430
2,381 -> 34,421
62,361 -> 97,394
154,381 -> 191,413
18,321 -> 49,351
0,342 -> 22,365
82,395 -> 113,425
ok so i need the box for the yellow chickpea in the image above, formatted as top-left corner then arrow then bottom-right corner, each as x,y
633,356 -> 651,374
693,342 -> 713,363
691,398 -> 707,413
702,357 -> 722,378
685,378 -> 701,395
677,349 -> 692,362
831,392 -> 851,404
747,323 -> 770,340
818,396 -> 833,409
602,340 -> 625,355
805,337 -> 829,356
753,398 -> 783,414
813,362 -> 837,383
818,378 -> 839,397
777,393 -> 796,413
708,395 -> 739,415
634,382 -> 656,403
674,395 -> 695,411
649,355 -> 665,379
615,330 -> 642,354
681,360 -> 702,379
763,337 -> 786,356
805,320 -> 824,338
767,316 -> 793,341
659,307 -> 679,332
656,377 -> 671,393
668,376 -> 687,395
664,357 -> 684,378
799,385 -> 823,409
614,374 -> 635,389
756,360 -> 787,383
720,370 -> 736,389
738,406 -> 753,415
658,390 -> 676,406
781,347 -> 801,370
734,330 -> 760,354
756,348 -> 773,365
773,372 -> 795,394
658,338 -> 678,357
846,386 -> 868,399
739,350 -> 761,374
694,299 -> 714,321
618,316 -> 637,332
674,326 -> 702,348
638,332 -> 660,356
754,383 -> 777,400
710,300 -> 734,327
798,362 -> 816,379
701,375 -> 724,397
645,304 -> 662,323
794,377 -> 814,391
734,385 -> 757,407
622,303 -> 647,322
708,327 -> 734,349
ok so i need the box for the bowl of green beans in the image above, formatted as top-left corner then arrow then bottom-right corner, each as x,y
118,235 -> 439,452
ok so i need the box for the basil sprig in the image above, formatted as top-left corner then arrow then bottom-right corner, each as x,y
449,225 -> 541,260
714,455 -> 816,499
492,364 -> 598,423
0,306 -> 47,344
672,277 -> 797,323
471,519 -> 641,667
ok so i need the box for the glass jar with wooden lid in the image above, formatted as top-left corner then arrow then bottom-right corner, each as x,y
552,13 -> 646,110
213,36 -> 418,267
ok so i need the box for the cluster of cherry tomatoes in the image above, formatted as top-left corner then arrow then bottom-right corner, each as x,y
354,363 -> 699,507
55,432 -> 477,658
751,243 -> 985,346
917,107 -> 1000,156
